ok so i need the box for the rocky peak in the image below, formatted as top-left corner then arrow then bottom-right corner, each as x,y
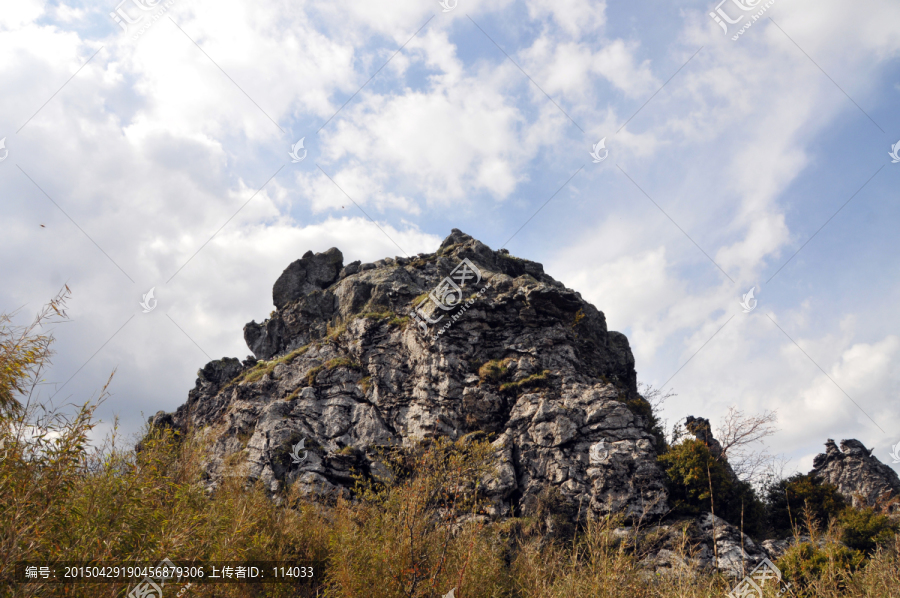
272,247 -> 344,309
162,230 -> 668,519
684,415 -> 736,482
685,416 -> 721,456
811,438 -> 900,511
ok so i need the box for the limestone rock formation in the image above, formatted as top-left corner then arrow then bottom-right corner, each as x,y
811,438 -> 900,512
627,512 -> 769,578
161,229 -> 669,519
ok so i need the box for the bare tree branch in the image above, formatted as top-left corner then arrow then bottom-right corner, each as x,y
637,382 -> 676,412
715,407 -> 780,486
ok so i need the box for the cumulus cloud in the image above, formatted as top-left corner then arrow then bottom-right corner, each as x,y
0,0 -> 897,477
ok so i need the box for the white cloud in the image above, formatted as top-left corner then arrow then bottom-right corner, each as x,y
0,0 -> 44,29
320,38 -> 537,204
525,0 -> 608,38
1,0 -> 898,479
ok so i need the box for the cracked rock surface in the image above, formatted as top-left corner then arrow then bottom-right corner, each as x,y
159,229 -> 669,519
811,438 -> 900,512
623,512 -> 769,579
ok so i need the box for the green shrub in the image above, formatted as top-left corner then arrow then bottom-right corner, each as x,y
658,439 -> 766,536
305,364 -> 325,386
839,507 -> 899,554
388,315 -> 409,328
336,445 -> 360,457
777,541 -> 865,593
327,321 -> 348,339
658,439 -> 732,516
766,474 -> 846,537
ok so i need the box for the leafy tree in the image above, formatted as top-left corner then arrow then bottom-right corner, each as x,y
766,474 -> 846,537
659,439 -> 731,515
658,439 -> 766,536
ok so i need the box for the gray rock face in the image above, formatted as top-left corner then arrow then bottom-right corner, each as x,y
244,248 -> 345,360
760,538 -> 792,561
811,438 -> 900,511
630,512 -> 769,577
148,410 -> 180,431
197,356 -> 243,386
273,247 -> 344,309
164,230 -> 668,519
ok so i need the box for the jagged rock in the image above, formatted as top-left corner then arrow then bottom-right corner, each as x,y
339,260 -> 361,279
135,410 -> 183,452
811,439 -> 900,512
147,410 -> 180,431
197,357 -> 243,387
243,317 -> 287,361
161,230 -> 668,519
273,248 -> 344,309
628,512 -> 768,577
244,248 -> 345,360
684,415 -> 738,482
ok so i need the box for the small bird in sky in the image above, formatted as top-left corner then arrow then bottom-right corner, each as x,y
40,224 -> 45,228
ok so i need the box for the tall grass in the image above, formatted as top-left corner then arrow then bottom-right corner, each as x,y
1,292 -> 899,597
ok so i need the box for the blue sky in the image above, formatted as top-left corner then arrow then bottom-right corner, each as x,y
1,0 -> 899,476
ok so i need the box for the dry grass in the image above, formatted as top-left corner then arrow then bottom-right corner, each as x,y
2,401 -> 900,598
499,370 -> 550,396
2,292 -> 899,597
229,345 -> 311,387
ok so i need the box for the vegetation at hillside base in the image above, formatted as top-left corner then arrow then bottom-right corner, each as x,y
2,290 -> 899,597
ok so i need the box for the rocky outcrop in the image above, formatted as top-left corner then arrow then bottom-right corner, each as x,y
811,439 -> 900,512
684,416 -> 721,457
627,512 -> 769,578
272,247 -> 344,309
684,415 -> 738,482
162,229 -> 669,520
243,248 -> 344,360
